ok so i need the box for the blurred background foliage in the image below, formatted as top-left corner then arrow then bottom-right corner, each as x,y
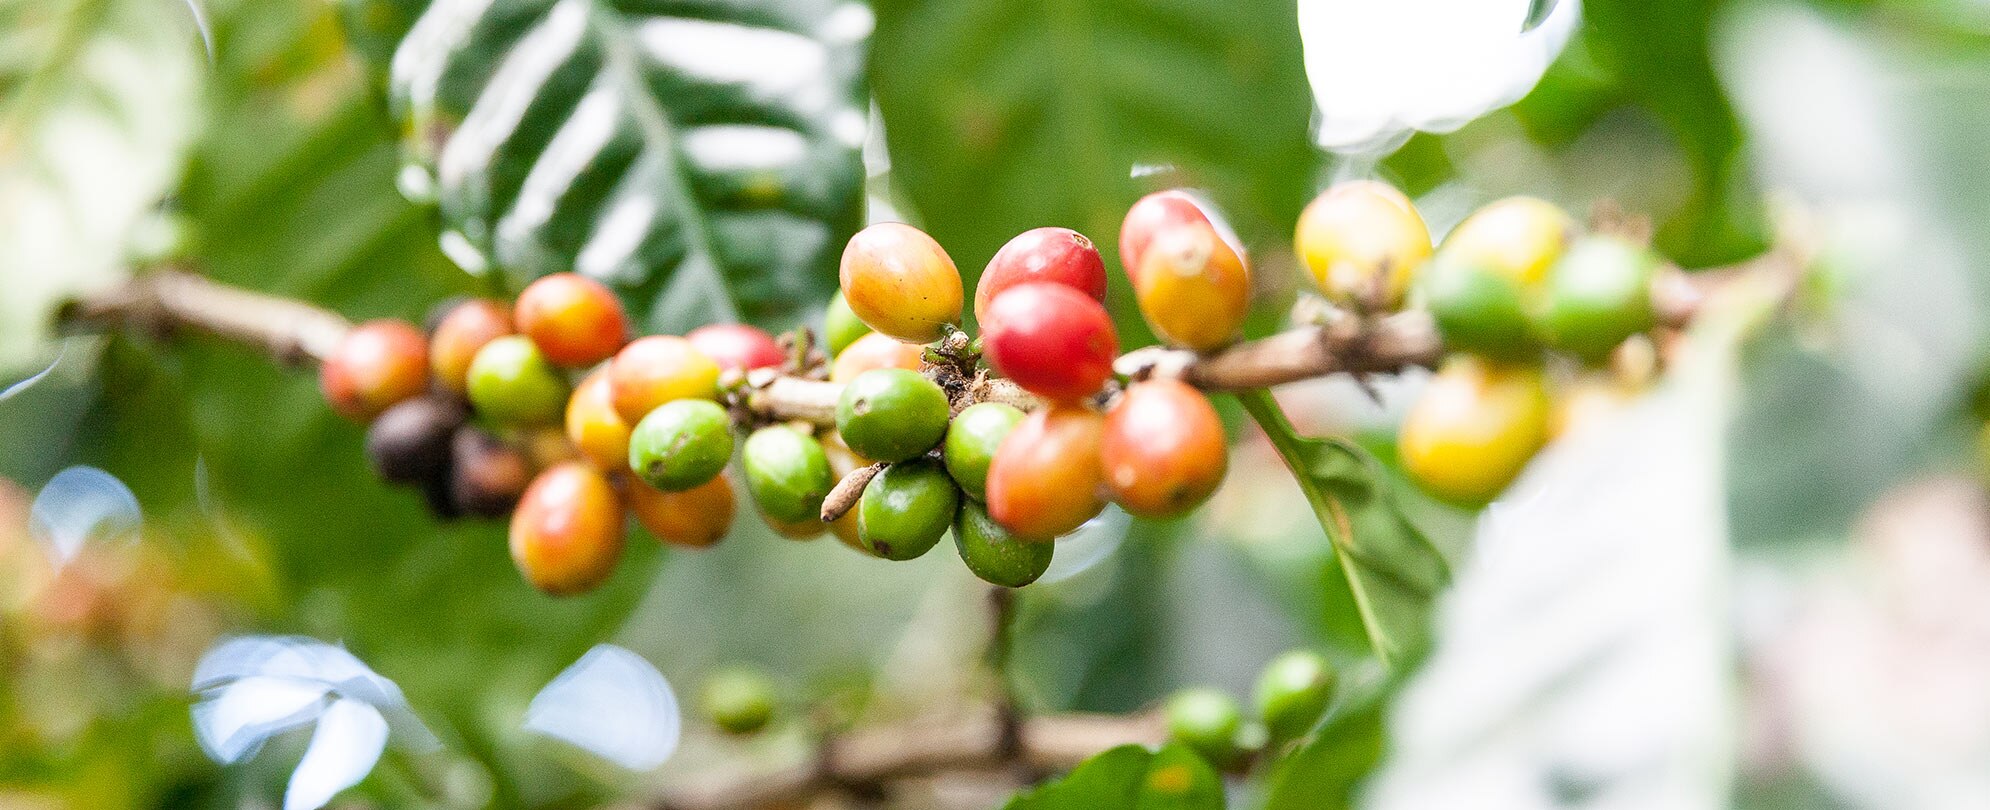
3,0 -> 1990,807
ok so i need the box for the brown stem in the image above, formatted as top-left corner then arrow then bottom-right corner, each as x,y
650,708 -> 1165,810
56,269 -> 351,366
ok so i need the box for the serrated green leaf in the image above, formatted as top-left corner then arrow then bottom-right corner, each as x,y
867,0 -> 1319,335
344,0 -> 869,332
1006,743 -> 1224,810
1235,390 -> 1448,668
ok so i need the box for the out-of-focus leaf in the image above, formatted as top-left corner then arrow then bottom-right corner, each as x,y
1361,286 -> 1774,809
1580,0 -> 1772,266
1004,743 -> 1223,810
1236,390 -> 1448,668
1524,0 -> 1560,33
867,0 -> 1319,334
1261,690 -> 1387,810
341,0 -> 870,332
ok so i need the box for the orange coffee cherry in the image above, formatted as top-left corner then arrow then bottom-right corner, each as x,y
626,472 -> 735,549
829,332 -> 924,384
985,404 -> 1107,540
321,319 -> 430,422
838,222 -> 963,343
565,369 -> 632,470
1134,218 -> 1250,352
1101,378 -> 1227,517
428,298 -> 514,395
515,273 -> 631,367
509,462 -> 625,595
608,335 -> 721,424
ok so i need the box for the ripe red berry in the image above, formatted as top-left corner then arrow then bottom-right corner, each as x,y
981,283 -> 1118,402
687,323 -> 786,373
608,335 -> 721,424
509,462 -> 625,595
515,273 -> 631,367
428,298 -> 513,395
985,404 -> 1107,540
839,222 -> 963,343
1101,378 -> 1227,517
974,227 -> 1108,324
321,319 -> 430,422
1119,190 -> 1214,284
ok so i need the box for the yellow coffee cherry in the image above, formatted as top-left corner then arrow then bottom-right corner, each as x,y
1398,357 -> 1551,506
1295,180 -> 1432,309
1439,196 -> 1576,287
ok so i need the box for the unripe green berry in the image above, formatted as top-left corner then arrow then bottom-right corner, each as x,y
1534,235 -> 1659,362
466,335 -> 570,425
954,501 -> 1052,587
944,402 -> 1024,501
836,368 -> 951,463
741,426 -> 834,524
698,666 -> 777,735
857,460 -> 959,561
628,399 -> 735,491
1422,257 -> 1536,361
1164,687 -> 1242,767
824,290 -> 872,358
1254,649 -> 1337,743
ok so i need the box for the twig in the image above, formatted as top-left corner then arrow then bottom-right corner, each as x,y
56,269 -> 351,365
819,462 -> 884,523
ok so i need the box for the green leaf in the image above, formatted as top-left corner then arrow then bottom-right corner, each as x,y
867,0 -> 1320,334
1006,743 -> 1224,810
1261,691 -> 1387,810
1235,390 -> 1448,668
344,0 -> 870,331
1522,0 -> 1559,33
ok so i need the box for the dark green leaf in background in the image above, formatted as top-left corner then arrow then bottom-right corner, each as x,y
342,0 -> 870,331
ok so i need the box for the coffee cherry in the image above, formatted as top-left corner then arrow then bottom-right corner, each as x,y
954,501 -> 1052,587
857,460 -> 960,561
1119,190 -> 1212,284
518,425 -> 581,470
627,472 -> 735,548
687,323 -> 786,373
565,369 -> 632,470
829,332 -> 924,384
609,336 -> 721,424
1254,650 -> 1337,743
1534,235 -> 1659,362
943,402 -> 1025,501
321,319 -> 429,422
838,222 -> 963,343
1295,180 -> 1432,310
982,283 -> 1119,402
1101,379 -> 1226,518
467,335 -> 571,425
699,666 -> 777,735
974,227 -> 1108,323
1421,255 -> 1537,360
985,404 -> 1106,540
824,290 -> 872,358
628,399 -> 734,491
450,427 -> 532,517
365,394 -> 467,484
1439,196 -> 1575,287
741,426 -> 834,524
428,299 -> 514,395
1398,357 -> 1550,505
836,368 -> 951,463
765,514 -> 829,540
514,273 -> 630,367
1164,687 -> 1243,766
509,462 -> 624,596
1134,217 -> 1250,353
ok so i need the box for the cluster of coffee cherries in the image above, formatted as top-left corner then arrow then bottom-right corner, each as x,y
1294,182 -> 1668,505
1163,649 -> 1338,768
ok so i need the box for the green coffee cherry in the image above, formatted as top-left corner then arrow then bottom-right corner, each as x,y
699,666 -> 777,735
1164,687 -> 1242,767
741,426 -> 834,524
954,501 -> 1052,587
857,460 -> 960,561
1534,235 -> 1658,362
836,368 -> 951,463
1254,650 -> 1337,743
1423,256 -> 1537,361
466,335 -> 571,425
628,399 -> 734,491
825,290 -> 872,358
943,402 -> 1025,501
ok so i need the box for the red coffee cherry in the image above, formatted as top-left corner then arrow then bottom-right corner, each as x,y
509,462 -> 625,596
1101,378 -> 1227,517
515,273 -> 631,367
838,222 -> 963,343
687,323 -> 786,373
321,319 -> 430,422
974,227 -> 1108,323
981,283 -> 1119,403
1119,190 -> 1212,284
428,298 -> 513,395
608,335 -> 721,424
985,404 -> 1107,540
